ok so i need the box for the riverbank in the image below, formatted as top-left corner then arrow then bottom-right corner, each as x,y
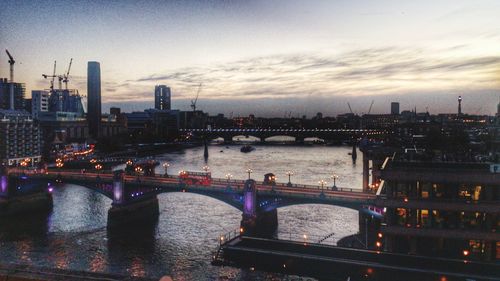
0,263 -> 158,281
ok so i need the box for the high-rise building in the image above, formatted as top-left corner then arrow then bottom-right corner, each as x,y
87,61 -> 101,138
31,90 -> 49,120
0,109 -> 41,166
154,85 -> 171,110
391,102 -> 400,115
0,78 -> 25,110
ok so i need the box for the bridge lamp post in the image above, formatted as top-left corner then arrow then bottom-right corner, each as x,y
246,168 -> 253,180
163,162 -> 170,177
286,171 -> 294,187
331,174 -> 339,190
203,165 -> 210,173
94,164 -> 102,174
225,173 -> 232,183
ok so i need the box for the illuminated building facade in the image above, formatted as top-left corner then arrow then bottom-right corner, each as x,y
376,155 -> 500,261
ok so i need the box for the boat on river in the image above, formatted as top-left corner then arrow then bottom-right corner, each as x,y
240,145 -> 255,153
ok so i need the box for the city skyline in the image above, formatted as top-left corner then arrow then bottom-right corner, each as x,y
1,0 -> 500,116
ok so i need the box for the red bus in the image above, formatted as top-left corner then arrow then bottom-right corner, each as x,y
178,171 -> 212,186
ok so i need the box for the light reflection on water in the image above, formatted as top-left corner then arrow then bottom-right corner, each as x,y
0,145 -> 361,280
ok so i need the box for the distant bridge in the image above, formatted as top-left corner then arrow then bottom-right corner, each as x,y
180,128 -> 386,142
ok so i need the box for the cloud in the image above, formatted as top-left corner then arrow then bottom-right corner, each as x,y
95,46 -> 500,115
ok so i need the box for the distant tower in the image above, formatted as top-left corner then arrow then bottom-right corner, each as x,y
87,61 -> 102,138
391,102 -> 400,115
458,96 -> 462,116
154,85 -> 171,110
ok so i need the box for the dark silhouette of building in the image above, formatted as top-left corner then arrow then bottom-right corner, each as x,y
154,85 -> 171,110
0,78 -> 25,110
391,102 -> 400,115
87,61 -> 101,138
155,85 -> 172,110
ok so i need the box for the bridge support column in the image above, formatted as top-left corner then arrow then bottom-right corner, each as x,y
296,136 -> 305,144
362,151 -> 370,192
240,179 -> 278,237
358,211 -> 380,249
223,136 -> 233,144
107,170 -> 159,230
0,166 -> 53,217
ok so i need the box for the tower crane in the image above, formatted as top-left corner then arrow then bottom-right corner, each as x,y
367,100 -> 374,115
62,58 -> 73,90
5,49 -> 15,110
190,83 -> 202,112
42,61 -> 57,93
347,102 -> 354,114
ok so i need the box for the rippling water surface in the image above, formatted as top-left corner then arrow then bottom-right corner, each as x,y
0,145 -> 362,280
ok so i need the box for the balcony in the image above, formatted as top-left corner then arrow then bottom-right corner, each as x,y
381,225 -> 500,241
375,197 -> 500,212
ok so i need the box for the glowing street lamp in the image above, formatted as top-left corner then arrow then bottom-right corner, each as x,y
319,180 -> 327,191
135,166 -> 143,175
246,168 -> 253,180
225,173 -> 233,183
203,165 -> 210,173
126,159 -> 133,166
89,158 -> 97,164
94,164 -> 103,173
331,174 -> 339,190
163,162 -> 170,177
286,171 -> 294,187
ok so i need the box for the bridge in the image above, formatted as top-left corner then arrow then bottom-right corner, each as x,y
180,128 -> 386,143
0,167 -> 377,236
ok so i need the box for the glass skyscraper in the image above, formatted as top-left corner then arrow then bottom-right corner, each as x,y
154,85 -> 171,110
87,61 -> 101,138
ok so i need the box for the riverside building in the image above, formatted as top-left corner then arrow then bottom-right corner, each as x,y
375,154 -> 500,261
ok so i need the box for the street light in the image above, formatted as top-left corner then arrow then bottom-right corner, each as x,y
163,162 -> 170,177
286,171 -> 294,187
203,165 -> 210,173
135,166 -> 143,175
94,164 -> 103,173
318,180 -> 327,190
126,159 -> 133,166
331,174 -> 339,190
225,173 -> 233,183
246,168 -> 253,180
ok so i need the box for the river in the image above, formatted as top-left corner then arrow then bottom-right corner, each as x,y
0,144 -> 363,280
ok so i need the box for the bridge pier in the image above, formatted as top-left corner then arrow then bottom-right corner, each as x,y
107,170 -> 159,230
223,136 -> 233,144
362,152 -> 370,192
240,179 -> 278,237
0,166 -> 53,217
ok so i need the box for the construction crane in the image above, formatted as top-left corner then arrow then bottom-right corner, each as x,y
42,61 -> 57,93
190,83 -> 202,112
367,100 -> 374,115
347,102 -> 354,114
5,49 -> 15,110
62,58 -> 73,90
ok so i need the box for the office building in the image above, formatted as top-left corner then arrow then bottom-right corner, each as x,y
0,78 -> 25,110
375,154 -> 500,261
87,61 -> 101,138
391,102 -> 400,115
154,85 -> 171,110
31,90 -> 50,120
0,110 -> 41,166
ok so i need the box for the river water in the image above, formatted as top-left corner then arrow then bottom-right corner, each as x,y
0,144 -> 363,280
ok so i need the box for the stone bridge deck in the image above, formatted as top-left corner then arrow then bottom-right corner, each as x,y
27,170 -> 375,210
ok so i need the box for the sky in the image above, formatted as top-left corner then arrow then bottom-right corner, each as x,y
1,0 -> 500,117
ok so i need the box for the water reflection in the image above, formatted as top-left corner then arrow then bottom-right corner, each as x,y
0,212 -> 49,241
0,146 -> 363,280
